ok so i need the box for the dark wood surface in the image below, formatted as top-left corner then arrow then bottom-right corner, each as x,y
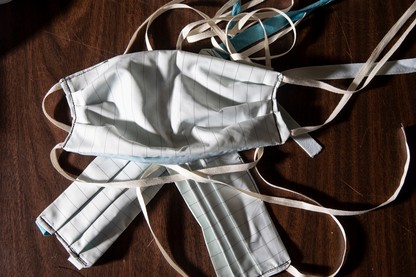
1,0 -> 415,276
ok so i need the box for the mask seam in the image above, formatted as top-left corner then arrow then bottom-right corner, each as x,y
65,59 -> 110,80
60,59 -> 111,149
259,260 -> 291,277
60,78 -> 77,149
39,215 -> 89,267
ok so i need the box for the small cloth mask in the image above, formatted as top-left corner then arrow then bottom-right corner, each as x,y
45,50 -> 290,164
36,156 -> 163,268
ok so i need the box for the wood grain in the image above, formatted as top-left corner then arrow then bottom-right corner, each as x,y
0,0 -> 415,276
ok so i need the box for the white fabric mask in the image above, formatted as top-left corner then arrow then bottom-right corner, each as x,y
36,156 -> 163,268
45,50 -> 290,164
172,152 -> 290,277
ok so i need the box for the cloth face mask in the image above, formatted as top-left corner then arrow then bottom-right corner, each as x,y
36,156 -> 163,269
44,50 -> 290,164
172,152 -> 291,277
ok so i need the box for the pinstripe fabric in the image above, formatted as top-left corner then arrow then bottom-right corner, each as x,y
60,50 -> 289,164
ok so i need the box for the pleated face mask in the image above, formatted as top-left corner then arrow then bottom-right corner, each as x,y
35,156 -> 164,269
44,50 -> 290,164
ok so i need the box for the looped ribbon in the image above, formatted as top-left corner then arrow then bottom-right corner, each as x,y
124,0 -> 300,68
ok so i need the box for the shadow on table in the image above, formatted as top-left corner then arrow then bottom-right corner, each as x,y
0,0 -> 72,57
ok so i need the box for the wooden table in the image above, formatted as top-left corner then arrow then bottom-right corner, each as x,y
1,0 -> 415,276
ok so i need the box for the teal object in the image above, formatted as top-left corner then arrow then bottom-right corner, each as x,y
36,220 -> 51,236
231,0 -> 241,16
217,0 -> 336,58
